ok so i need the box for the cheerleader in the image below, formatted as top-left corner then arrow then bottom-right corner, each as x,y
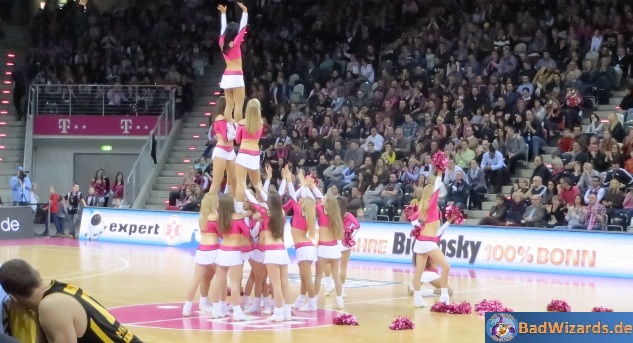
243,171 -> 285,315
409,172 -> 451,307
217,2 -> 248,122
283,168 -> 318,312
337,197 -> 360,298
309,179 -> 345,310
209,97 -> 237,195
242,180 -> 292,321
235,99 -> 264,214
209,193 -> 252,321
182,192 -> 220,316
407,258 -> 454,297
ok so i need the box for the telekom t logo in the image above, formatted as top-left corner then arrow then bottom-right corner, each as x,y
58,119 -> 71,134
120,119 -> 133,134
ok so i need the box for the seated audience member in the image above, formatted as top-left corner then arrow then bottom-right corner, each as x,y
528,176 -> 547,201
347,186 -> 363,215
169,166 -> 195,206
602,179 -> 624,217
0,259 -> 141,342
506,192 -> 528,226
531,155 -> 551,185
583,176 -> 606,204
603,161 -> 633,189
467,159 -> 487,210
478,194 -> 508,226
480,146 -> 509,194
570,193 -> 606,230
545,195 -> 567,228
445,170 -> 470,211
520,195 -> 547,227
558,177 -> 580,205
577,162 -> 602,194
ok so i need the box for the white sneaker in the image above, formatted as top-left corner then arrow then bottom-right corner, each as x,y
182,302 -> 192,317
414,297 -> 428,308
244,304 -> 260,314
336,296 -> 344,310
267,313 -> 284,322
439,294 -> 450,304
200,304 -> 214,313
283,305 -> 292,321
292,297 -> 305,309
232,308 -> 247,321
298,302 -> 317,312
262,305 -> 273,315
325,283 -> 335,296
221,303 -> 230,316
341,285 -> 347,298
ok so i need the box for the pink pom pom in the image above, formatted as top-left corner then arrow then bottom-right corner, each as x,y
342,230 -> 356,248
432,151 -> 448,173
445,203 -> 465,225
389,316 -> 415,330
592,306 -> 614,312
403,204 -> 418,222
474,299 -> 514,316
410,224 -> 423,238
430,301 -> 472,314
333,313 -> 359,326
547,299 -> 571,312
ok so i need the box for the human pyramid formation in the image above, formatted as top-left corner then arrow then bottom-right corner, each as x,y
180,2 -> 461,322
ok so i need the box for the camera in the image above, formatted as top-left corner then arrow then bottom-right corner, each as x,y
18,170 -> 29,179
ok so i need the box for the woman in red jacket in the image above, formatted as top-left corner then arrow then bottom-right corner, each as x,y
48,186 -> 63,236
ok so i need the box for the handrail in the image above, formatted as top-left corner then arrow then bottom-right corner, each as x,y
123,95 -> 176,208
23,84 -> 37,172
29,84 -> 176,116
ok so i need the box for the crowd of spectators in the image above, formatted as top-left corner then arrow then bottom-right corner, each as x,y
26,0 -> 216,115
170,0 -> 633,230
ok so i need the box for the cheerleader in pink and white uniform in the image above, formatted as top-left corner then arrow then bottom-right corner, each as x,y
309,179 -> 345,309
217,2 -> 248,122
336,197 -> 360,298
241,179 -> 293,322
284,168 -> 318,312
209,193 -> 253,321
209,96 -> 237,195
408,172 -> 452,307
182,192 -> 220,316
234,99 -> 263,214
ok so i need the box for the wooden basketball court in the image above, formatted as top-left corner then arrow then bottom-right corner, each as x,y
2,238 -> 632,343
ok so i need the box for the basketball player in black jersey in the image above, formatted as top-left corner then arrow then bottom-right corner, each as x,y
0,259 -> 142,343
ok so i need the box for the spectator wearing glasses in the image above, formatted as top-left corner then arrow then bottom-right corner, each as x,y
520,195 -> 547,228
571,193 -> 606,231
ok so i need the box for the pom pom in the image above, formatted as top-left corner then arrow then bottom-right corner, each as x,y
432,151 -> 448,173
474,299 -> 513,316
389,316 -> 415,330
445,203 -> 465,225
430,301 -> 472,314
547,299 -> 571,312
410,224 -> 422,238
333,313 -> 359,326
403,204 -> 418,222
342,231 -> 356,248
306,174 -> 319,186
592,306 -> 614,312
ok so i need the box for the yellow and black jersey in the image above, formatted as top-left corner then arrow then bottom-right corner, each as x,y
42,281 -> 141,343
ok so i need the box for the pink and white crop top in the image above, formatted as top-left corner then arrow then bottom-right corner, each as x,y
236,123 -> 263,143
283,199 -> 307,231
316,204 -> 330,227
343,213 -> 359,232
226,218 -> 250,237
249,201 -> 270,232
213,118 -> 234,152
219,13 -> 248,61
409,176 -> 442,223
205,220 -> 220,235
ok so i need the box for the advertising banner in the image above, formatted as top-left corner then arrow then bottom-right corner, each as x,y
79,208 -> 633,278
0,206 -> 36,240
34,115 -> 161,136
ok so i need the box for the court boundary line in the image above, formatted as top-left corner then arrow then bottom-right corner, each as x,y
26,247 -> 131,281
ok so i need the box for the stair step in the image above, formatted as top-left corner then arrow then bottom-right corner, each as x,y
150,190 -> 170,199
163,163 -> 192,171
0,130 -> 25,138
172,145 -> 203,152
154,184 -> 181,191
147,197 -> 169,205
0,155 -> 23,162
185,116 -> 211,124
0,150 -> 23,158
169,151 -> 203,159
181,127 -> 209,134
463,218 -> 481,225
145,204 -> 168,210
156,176 -> 183,185
159,170 -> 188,177
0,138 -> 25,145
183,122 -> 209,129
175,139 -> 207,146
467,210 -> 488,218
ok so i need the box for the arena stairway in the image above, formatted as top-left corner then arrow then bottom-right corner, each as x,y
463,90 -> 627,225
0,24 -> 29,204
143,62 -> 225,210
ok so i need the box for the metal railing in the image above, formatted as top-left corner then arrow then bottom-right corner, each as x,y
123,101 -> 175,207
30,84 -> 176,116
23,86 -> 36,172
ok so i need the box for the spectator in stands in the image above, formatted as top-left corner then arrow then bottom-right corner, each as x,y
478,194 -> 508,226
602,179 -> 624,218
467,159 -> 487,211
603,161 -> 633,189
481,146 -> 508,194
446,171 -> 470,211
323,155 -> 346,190
531,156 -> 552,186
506,192 -> 528,226
520,195 -> 547,228
584,176 -> 606,204
111,172 -> 124,205
362,175 -> 384,208
169,166 -> 195,206
571,193 -> 606,230
505,127 -> 527,174
347,186 -> 363,215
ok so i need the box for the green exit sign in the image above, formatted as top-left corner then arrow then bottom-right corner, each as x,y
101,145 -> 113,151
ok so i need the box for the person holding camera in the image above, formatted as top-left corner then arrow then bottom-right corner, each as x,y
9,166 -> 31,206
